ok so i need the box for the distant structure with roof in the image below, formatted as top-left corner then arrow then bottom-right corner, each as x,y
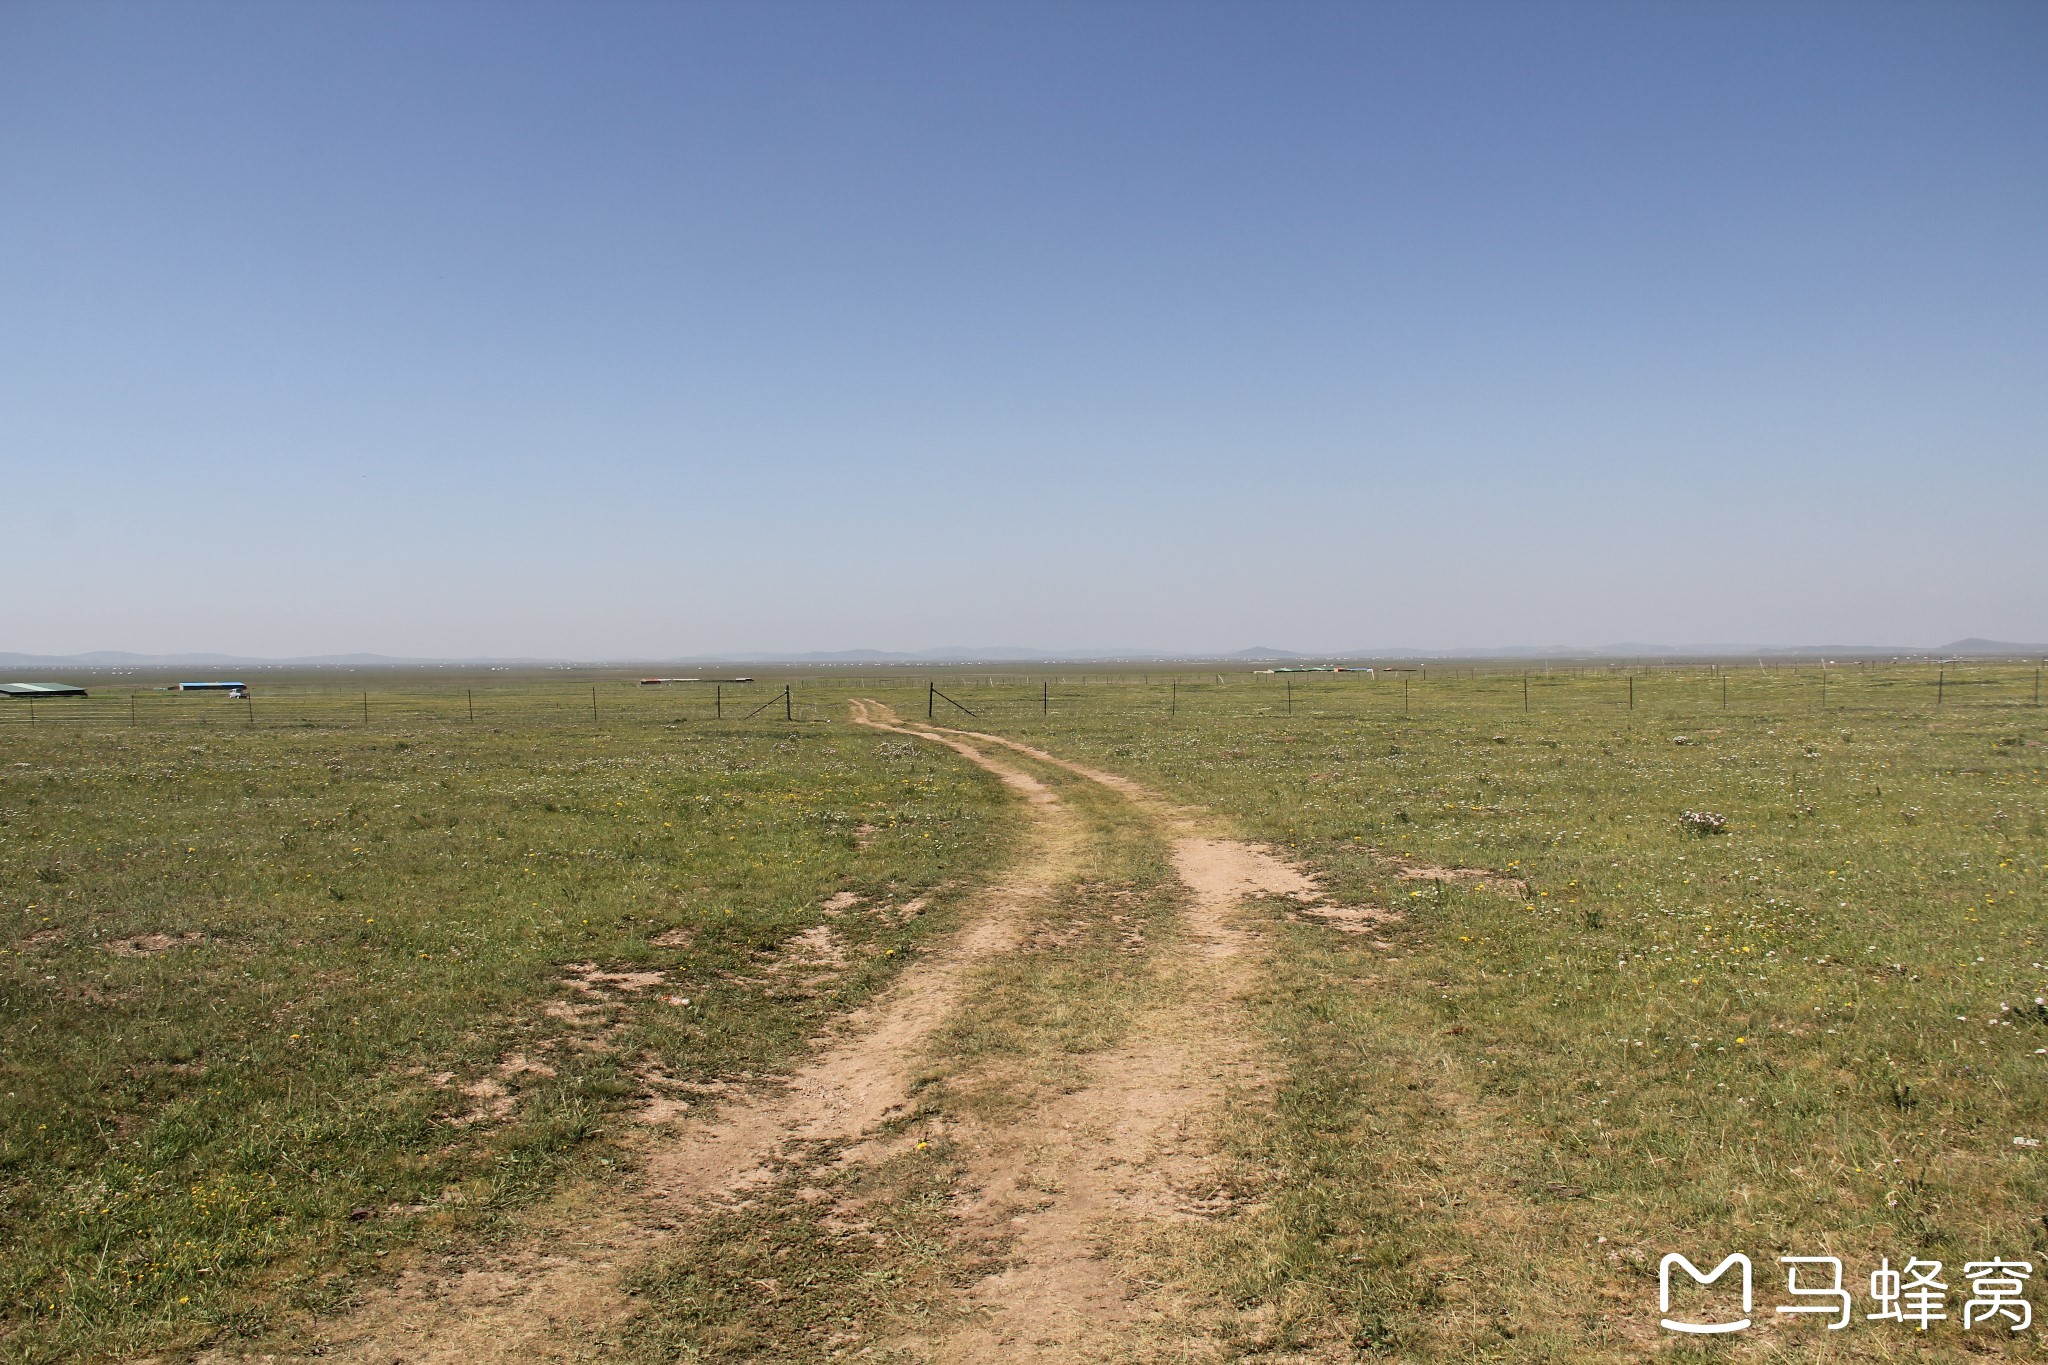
1,682 -> 89,699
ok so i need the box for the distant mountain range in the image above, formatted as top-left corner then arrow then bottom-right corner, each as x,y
1404,639 -> 2048,661
682,645 -> 1316,663
2,640 -> 2042,671
0,651 -> 572,669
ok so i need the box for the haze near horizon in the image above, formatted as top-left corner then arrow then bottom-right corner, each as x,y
3,0 -> 2043,659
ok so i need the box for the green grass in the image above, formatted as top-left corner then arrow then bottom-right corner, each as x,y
8,661 -> 2045,1360
872,664 -> 2048,1359
0,713 -> 1012,1363
622,1129 -> 996,1363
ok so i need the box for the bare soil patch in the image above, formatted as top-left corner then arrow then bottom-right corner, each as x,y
1391,861 -> 1526,893
559,962 -> 667,996
102,931 -> 203,957
1299,902 -> 1403,936
757,922 -> 849,997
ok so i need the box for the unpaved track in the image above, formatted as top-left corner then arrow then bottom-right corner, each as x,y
298,702 -> 1315,1364
900,727 -> 1316,1361
921,835 -> 1311,1362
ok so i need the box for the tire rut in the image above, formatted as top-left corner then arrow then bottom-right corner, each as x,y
891,714 -> 1319,1364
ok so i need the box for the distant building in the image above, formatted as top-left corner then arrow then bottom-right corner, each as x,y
0,682 -> 89,699
1254,666 -> 1373,676
177,681 -> 248,691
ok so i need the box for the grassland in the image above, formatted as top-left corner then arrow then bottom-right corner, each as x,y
4,660 -> 2044,1361
865,662 -> 2048,1359
0,705 -> 1013,1362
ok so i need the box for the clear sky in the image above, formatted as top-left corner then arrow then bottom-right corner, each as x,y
3,0 -> 2043,658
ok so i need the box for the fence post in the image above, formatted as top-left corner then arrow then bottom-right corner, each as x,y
1403,677 -> 1409,715
1285,678 -> 1292,717
783,684 -> 792,721
928,681 -> 935,720
591,687 -> 599,722
1042,679 -> 1048,716
467,688 -> 475,722
715,684 -> 722,720
1721,674 -> 1727,710
362,691 -> 369,725
1522,673 -> 1529,713
1170,677 -> 1177,719
929,687 -> 974,720
246,696 -> 254,727
130,693 -> 137,728
1628,676 -> 1634,711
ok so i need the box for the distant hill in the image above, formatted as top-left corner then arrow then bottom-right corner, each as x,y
1334,642 -> 2047,661
0,651 -> 571,670
4,639 -> 2042,671
737,646 -> 1059,663
1940,639 -> 2048,656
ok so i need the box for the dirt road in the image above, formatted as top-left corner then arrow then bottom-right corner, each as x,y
297,702 -> 1317,1363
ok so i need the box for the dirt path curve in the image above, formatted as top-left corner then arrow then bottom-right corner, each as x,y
299,702 -> 1317,1364
302,706 -> 1082,1364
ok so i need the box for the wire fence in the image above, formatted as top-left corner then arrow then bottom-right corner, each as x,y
0,663 -> 2042,733
906,664 -> 2048,725
0,683 -> 826,731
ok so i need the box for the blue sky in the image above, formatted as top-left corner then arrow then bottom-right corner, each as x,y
3,0 -> 2043,657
